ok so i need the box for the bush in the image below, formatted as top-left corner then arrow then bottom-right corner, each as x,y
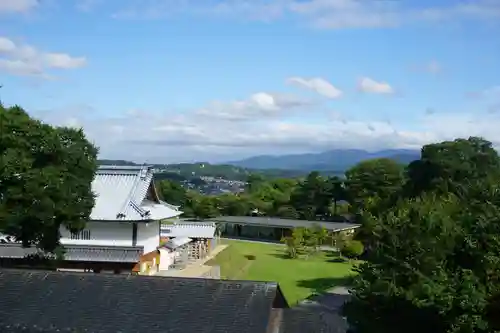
342,240 -> 364,258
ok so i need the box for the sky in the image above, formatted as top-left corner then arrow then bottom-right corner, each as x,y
1,0 -> 500,163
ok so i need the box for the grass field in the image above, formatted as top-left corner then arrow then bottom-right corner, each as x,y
206,239 -> 358,305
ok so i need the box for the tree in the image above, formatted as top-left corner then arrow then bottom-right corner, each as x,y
246,174 -> 266,193
156,179 -> 187,206
290,171 -> 331,220
341,240 -> 364,259
326,176 -> 347,216
345,158 -> 405,214
190,195 -> 220,219
344,186 -> 500,333
217,193 -> 250,216
281,227 -> 305,258
0,104 -> 98,252
405,137 -> 500,198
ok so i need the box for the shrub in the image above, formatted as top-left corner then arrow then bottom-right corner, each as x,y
342,240 -> 364,258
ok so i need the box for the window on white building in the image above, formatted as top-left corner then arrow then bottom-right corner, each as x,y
70,230 -> 91,240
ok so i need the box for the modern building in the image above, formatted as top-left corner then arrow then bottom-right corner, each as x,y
0,269 -> 349,333
207,216 -> 361,241
0,165 -> 183,273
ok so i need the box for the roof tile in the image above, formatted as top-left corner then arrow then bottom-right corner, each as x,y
0,269 -> 280,333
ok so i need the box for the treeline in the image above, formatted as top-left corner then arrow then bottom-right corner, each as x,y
156,157 -> 408,221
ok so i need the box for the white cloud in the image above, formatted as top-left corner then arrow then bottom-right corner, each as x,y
0,0 -> 38,14
358,77 -> 394,94
195,92 -> 313,121
287,77 -> 342,99
0,36 -> 87,78
110,0 -> 500,29
27,97 -> 500,164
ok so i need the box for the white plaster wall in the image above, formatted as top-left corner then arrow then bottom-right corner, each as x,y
60,222 -> 133,247
158,248 -> 174,271
137,220 -> 160,253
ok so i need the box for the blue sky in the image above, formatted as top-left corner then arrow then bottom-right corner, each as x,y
1,0 -> 500,163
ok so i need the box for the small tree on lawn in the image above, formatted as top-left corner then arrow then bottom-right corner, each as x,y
342,240 -> 364,259
281,227 -> 305,258
310,224 -> 328,250
333,231 -> 348,256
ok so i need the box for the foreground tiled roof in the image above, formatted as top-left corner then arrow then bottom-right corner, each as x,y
91,166 -> 182,221
278,305 -> 349,333
0,269 -> 280,333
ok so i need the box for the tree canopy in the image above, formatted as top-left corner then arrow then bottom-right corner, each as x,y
344,137 -> 500,333
0,104 -> 98,252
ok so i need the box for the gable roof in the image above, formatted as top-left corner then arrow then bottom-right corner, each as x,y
91,165 -> 182,221
0,269 -> 283,333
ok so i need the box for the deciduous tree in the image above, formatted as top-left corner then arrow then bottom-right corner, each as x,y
0,104 -> 98,252
345,158 -> 405,214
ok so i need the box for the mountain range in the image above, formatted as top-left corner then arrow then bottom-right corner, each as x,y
228,149 -> 421,171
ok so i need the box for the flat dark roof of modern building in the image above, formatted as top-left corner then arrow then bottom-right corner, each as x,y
208,216 -> 360,232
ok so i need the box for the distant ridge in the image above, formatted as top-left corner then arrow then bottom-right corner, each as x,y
227,149 -> 420,171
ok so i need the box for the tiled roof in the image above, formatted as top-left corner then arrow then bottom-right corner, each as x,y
0,269 -> 282,333
91,166 -> 182,221
278,305 -> 348,333
160,222 -> 216,238
0,243 -> 143,263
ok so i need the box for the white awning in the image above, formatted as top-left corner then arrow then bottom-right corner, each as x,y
142,202 -> 183,220
162,237 -> 192,250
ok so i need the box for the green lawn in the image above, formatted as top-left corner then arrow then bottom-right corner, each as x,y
206,239 -> 358,305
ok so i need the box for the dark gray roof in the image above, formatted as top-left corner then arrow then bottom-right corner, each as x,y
0,243 -> 142,263
208,216 -> 360,232
0,269 -> 281,333
278,305 -> 348,333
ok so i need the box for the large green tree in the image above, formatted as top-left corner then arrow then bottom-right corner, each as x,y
345,187 -> 500,333
345,138 -> 500,333
345,158 -> 405,214
405,137 -> 500,198
290,171 -> 331,220
0,104 -> 98,252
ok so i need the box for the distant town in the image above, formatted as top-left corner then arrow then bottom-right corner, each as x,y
149,165 -> 245,194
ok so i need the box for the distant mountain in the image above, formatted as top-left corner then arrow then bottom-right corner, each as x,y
227,149 -> 421,171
